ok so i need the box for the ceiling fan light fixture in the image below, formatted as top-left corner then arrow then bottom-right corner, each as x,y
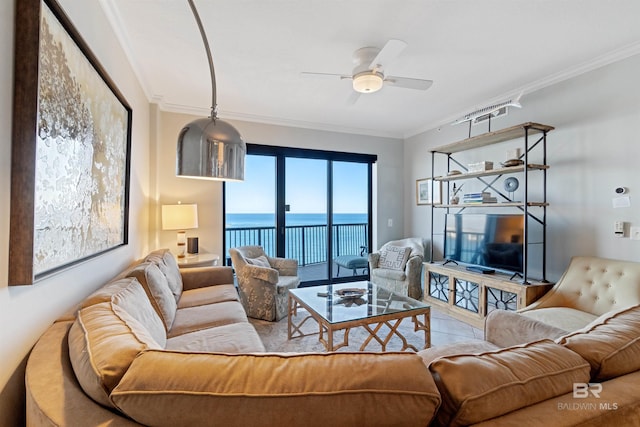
352,72 -> 383,93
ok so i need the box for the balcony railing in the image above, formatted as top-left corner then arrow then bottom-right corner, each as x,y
226,223 -> 368,266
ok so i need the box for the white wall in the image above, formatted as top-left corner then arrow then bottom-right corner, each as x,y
153,111 -> 405,256
0,0 -> 151,425
405,54 -> 640,281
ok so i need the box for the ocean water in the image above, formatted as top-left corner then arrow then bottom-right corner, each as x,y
225,213 -> 369,265
226,213 -> 367,228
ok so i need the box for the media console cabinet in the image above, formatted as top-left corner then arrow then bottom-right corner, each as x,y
423,262 -> 553,329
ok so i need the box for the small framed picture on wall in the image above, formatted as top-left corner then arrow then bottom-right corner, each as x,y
416,178 -> 442,205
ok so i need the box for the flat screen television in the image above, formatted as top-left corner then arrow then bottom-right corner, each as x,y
444,213 -> 524,274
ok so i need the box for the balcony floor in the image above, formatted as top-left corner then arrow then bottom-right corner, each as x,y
298,261 -> 369,283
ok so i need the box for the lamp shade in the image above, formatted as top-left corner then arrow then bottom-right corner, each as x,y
177,117 -> 246,181
162,204 -> 199,230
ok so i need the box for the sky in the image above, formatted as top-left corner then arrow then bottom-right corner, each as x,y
226,155 -> 368,214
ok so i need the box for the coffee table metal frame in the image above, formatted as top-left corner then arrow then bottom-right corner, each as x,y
287,283 -> 431,352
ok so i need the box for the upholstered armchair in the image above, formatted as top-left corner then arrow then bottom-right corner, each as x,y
368,237 -> 426,300
517,256 -> 640,332
229,246 -> 300,321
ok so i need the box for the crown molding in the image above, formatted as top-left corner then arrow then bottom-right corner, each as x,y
158,101 -> 404,139
404,41 -> 640,139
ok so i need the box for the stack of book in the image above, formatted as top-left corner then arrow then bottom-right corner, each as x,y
462,192 -> 497,204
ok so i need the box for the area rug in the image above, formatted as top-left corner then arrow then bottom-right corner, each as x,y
248,307 -> 479,353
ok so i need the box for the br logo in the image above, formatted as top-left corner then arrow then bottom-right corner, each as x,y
573,383 -> 602,398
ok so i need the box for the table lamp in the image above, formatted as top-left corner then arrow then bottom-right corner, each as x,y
162,203 -> 198,258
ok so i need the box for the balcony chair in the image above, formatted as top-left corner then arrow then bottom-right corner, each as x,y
229,245 -> 300,321
368,237 -> 426,300
334,245 -> 369,276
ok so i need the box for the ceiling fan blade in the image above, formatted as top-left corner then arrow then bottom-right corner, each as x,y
384,76 -> 433,90
368,39 -> 407,69
301,72 -> 351,80
347,91 -> 361,105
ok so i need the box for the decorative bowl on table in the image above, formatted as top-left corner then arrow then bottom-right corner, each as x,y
335,288 -> 367,299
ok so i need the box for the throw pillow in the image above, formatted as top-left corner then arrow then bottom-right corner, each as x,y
429,339 -> 591,427
246,255 -> 271,268
378,245 -> 411,271
126,262 -> 177,331
557,304 -> 640,380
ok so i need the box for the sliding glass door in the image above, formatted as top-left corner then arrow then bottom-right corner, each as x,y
285,158 -> 328,282
224,145 -> 376,286
224,155 -> 277,263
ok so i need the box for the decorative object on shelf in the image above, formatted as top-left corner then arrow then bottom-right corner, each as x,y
468,161 -> 494,172
176,0 -> 246,181
501,159 -> 525,167
450,183 -> 464,204
162,203 -> 199,258
416,178 -> 442,205
462,192 -> 497,204
9,0 -> 132,285
506,147 -> 521,161
504,177 -> 520,201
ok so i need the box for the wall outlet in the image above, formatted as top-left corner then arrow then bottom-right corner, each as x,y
631,226 -> 640,241
387,218 -> 393,227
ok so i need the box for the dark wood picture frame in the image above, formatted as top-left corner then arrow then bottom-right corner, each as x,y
9,0 -> 132,285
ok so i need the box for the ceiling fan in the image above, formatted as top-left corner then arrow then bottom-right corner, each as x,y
301,39 -> 433,104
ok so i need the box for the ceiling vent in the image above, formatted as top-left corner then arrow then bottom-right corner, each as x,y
473,106 -> 508,125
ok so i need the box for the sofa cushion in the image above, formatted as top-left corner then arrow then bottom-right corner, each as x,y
169,300 -> 249,338
485,309 -> 569,347
378,245 -> 411,270
418,340 -> 500,366
428,339 -> 591,427
166,322 -> 265,353
80,277 -> 139,309
127,262 -> 177,331
145,249 -> 184,302
557,304 -> 640,380
111,351 -> 441,427
177,284 -> 239,309
68,299 -> 162,408
520,306 -> 597,332
111,281 -> 167,348
372,268 -> 406,281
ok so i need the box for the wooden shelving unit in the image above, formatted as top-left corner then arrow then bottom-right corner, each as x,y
425,122 -> 554,326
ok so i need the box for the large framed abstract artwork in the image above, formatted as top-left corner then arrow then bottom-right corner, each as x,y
9,0 -> 132,285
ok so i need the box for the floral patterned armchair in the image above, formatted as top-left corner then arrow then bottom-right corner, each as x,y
229,246 -> 300,321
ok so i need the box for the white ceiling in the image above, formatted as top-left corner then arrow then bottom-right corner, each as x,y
101,0 -> 640,138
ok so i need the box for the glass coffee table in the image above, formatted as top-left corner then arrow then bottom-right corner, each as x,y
288,281 -> 430,352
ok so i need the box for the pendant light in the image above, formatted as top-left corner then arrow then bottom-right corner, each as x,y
176,0 -> 245,181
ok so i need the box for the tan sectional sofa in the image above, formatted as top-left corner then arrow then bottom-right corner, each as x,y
26,251 -> 640,426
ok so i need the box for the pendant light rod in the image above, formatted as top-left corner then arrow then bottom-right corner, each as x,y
187,0 -> 217,119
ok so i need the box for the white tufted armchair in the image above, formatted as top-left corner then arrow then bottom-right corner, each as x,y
518,256 -> 640,332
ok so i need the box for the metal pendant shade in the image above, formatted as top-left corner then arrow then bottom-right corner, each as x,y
176,0 -> 245,181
